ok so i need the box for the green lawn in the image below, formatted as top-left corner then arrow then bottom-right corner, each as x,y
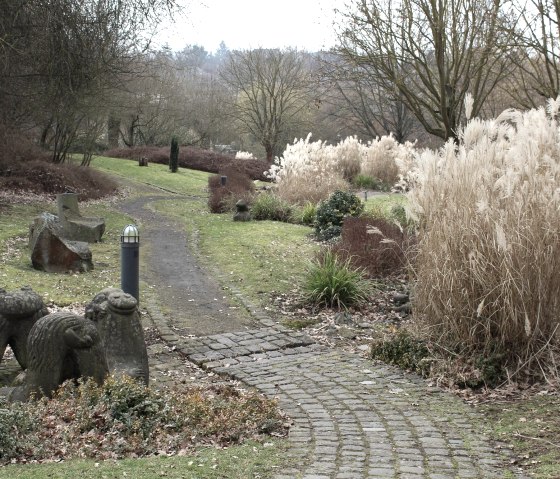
91,155 -> 211,197
0,440 -> 288,479
0,201 -> 131,306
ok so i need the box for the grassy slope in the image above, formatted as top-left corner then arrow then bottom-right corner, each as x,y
0,201 -> 131,306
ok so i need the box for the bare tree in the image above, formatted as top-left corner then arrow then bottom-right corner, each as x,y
219,48 -> 314,162
111,49 -> 233,149
0,0 -> 179,162
504,0 -> 560,108
317,53 -> 416,142
336,0 -> 513,140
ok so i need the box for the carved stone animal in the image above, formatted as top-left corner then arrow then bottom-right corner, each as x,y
7,312 -> 108,402
85,288 -> 149,385
0,286 -> 48,369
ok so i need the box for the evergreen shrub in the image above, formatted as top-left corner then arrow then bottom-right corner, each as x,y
169,136 -> 179,172
315,190 -> 364,240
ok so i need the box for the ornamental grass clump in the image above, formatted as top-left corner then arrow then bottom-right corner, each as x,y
267,134 -> 349,205
361,135 -> 414,187
303,248 -> 374,309
268,134 -> 417,205
250,191 -> 293,222
408,99 -> 560,381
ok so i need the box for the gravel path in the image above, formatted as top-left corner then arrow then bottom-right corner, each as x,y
117,193 -> 257,336
121,190 -> 526,479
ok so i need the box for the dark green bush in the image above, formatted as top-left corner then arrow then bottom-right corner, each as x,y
169,136 -> 179,172
303,248 -> 373,308
370,330 -> 432,376
251,192 -> 293,222
315,190 -> 364,240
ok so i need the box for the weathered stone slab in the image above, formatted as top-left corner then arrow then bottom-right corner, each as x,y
57,192 -> 105,242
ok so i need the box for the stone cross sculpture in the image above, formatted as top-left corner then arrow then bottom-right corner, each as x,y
0,286 -> 149,402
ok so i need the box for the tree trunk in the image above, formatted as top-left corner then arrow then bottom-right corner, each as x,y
107,115 -> 121,148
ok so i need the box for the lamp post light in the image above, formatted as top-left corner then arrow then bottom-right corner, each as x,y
120,224 -> 139,302
220,175 -> 227,187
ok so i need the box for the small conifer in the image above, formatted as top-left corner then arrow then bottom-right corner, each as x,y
169,136 -> 179,173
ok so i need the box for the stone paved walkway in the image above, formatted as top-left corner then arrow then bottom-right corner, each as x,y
123,190 -> 527,479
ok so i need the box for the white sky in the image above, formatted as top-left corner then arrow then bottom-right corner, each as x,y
156,0 -> 342,53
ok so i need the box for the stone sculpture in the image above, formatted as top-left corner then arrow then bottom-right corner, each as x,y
233,199 -> 251,222
85,288 -> 149,385
0,286 -> 48,369
0,287 -> 149,402
57,192 -> 105,243
6,312 -> 108,402
29,213 -> 93,273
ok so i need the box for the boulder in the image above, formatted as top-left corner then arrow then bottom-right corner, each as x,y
29,213 -> 93,273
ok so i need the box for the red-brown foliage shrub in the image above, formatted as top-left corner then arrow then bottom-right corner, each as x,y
331,216 -> 412,278
208,166 -> 255,213
0,127 -> 117,200
104,146 -> 271,181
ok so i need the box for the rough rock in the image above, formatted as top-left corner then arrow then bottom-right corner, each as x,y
233,199 -> 251,222
29,213 -> 93,273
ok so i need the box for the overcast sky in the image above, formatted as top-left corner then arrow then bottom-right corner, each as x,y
156,0 -> 342,53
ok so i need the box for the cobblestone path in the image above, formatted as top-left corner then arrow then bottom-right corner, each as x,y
127,192 -> 525,479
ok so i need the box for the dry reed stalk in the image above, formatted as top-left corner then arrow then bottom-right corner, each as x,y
408,102 -> 560,380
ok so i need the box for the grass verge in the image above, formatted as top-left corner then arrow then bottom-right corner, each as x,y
0,440 -> 288,479
480,395 -> 560,478
150,198 -> 317,307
